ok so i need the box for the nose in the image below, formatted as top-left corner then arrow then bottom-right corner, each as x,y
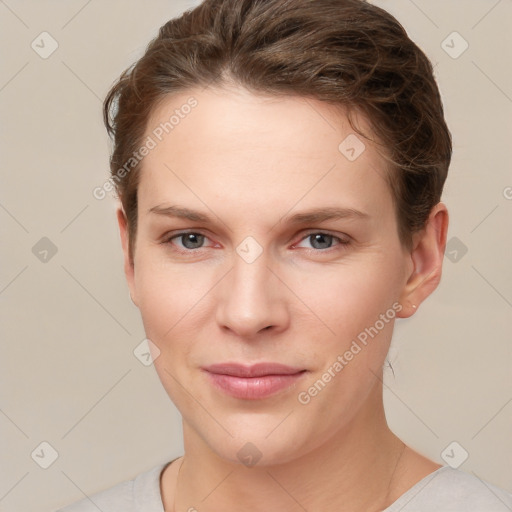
215,250 -> 290,339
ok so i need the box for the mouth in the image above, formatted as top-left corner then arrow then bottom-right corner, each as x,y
202,362 -> 308,400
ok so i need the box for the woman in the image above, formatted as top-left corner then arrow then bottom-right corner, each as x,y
59,0 -> 512,510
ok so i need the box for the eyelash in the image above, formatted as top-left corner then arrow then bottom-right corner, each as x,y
162,230 -> 351,254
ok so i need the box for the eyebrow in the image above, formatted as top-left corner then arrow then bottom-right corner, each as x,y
149,204 -> 211,222
148,204 -> 370,225
283,206 -> 370,224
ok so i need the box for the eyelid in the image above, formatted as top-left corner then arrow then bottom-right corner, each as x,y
161,229 -> 351,252
162,230 -> 218,249
291,230 -> 351,248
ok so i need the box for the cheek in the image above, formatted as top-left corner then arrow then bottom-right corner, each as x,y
287,254 -> 403,347
293,263 -> 400,424
134,262 -> 209,406
133,255 -> 223,392
134,253 -> 214,333
286,256 -> 402,416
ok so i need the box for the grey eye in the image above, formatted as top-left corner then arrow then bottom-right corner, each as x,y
179,233 -> 205,249
309,234 -> 334,250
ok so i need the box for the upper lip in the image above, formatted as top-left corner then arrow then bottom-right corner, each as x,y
203,363 -> 305,378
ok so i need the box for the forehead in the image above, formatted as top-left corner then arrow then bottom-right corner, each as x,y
138,86 -> 393,222
146,85 -> 373,158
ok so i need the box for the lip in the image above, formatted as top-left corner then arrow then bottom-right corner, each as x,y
202,363 -> 307,400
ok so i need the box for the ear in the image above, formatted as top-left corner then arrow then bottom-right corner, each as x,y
397,202 -> 449,318
116,206 -> 138,307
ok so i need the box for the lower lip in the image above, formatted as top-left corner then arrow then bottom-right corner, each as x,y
205,372 -> 306,400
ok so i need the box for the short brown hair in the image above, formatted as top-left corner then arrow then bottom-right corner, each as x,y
103,0 -> 452,262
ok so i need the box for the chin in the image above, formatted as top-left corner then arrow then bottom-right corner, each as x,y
187,411 -> 320,468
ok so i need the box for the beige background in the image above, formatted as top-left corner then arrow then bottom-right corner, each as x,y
1,1 -> 511,511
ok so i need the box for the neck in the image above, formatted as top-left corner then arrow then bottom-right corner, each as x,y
170,384 -> 409,512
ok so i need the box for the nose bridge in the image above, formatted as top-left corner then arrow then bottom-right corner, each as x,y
216,245 -> 288,336
232,250 -> 270,300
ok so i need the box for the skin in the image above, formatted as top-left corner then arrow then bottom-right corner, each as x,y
117,85 -> 448,512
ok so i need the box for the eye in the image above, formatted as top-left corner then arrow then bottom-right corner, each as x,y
165,232 -> 213,250
294,232 -> 349,251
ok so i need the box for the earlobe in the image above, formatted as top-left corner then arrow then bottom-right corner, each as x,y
116,206 -> 138,307
396,202 -> 449,318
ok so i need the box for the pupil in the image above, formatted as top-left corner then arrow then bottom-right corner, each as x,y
311,234 -> 332,250
183,233 -> 203,249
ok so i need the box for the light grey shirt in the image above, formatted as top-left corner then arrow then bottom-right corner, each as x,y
56,462 -> 512,512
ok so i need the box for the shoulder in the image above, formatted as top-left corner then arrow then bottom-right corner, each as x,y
55,463 -> 168,512
388,466 -> 512,512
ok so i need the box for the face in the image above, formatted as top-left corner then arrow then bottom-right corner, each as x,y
121,86 -> 418,465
